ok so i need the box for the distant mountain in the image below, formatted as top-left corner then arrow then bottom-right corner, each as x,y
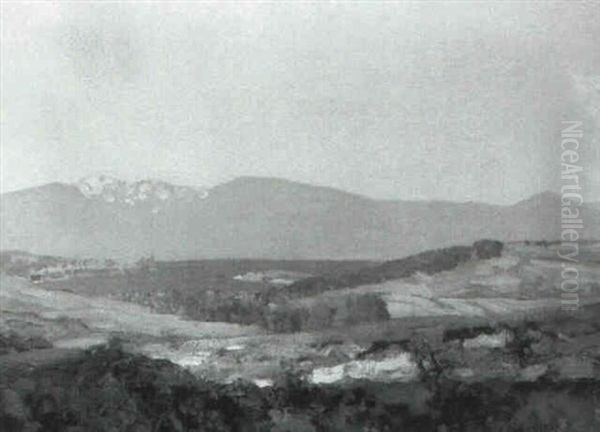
1,176 -> 599,260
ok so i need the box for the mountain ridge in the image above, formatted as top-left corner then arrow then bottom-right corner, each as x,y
0,175 -> 564,206
1,177 -> 598,260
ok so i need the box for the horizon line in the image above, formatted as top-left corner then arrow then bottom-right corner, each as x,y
0,174 -> 580,208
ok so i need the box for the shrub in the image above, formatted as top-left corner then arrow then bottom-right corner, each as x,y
473,239 -> 504,259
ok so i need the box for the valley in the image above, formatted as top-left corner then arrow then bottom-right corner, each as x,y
2,240 -> 600,430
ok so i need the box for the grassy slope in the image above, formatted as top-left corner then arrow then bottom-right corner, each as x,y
0,274 -> 260,346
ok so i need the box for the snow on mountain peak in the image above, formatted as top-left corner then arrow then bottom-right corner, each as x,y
76,175 -> 208,206
78,174 -> 121,197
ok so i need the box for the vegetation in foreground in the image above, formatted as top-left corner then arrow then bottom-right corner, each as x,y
2,299 -> 600,431
1,338 -> 599,432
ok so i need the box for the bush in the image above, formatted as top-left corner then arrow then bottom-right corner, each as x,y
0,332 -> 52,355
473,239 -> 504,259
2,342 -> 599,432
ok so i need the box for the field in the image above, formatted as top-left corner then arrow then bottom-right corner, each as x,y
2,240 -> 600,430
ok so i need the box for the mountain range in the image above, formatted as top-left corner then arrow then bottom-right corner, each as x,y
1,175 -> 598,260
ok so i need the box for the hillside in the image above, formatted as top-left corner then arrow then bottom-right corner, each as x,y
1,176 -> 599,260
2,242 -> 600,431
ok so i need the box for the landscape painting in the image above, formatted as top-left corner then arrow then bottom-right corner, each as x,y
1,2 -> 599,431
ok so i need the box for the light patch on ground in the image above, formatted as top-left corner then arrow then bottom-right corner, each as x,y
519,364 -> 548,381
233,270 -> 310,286
452,368 -> 475,379
309,352 -> 419,384
53,336 -> 108,349
310,364 -> 346,384
253,378 -> 274,388
463,330 -> 512,349
225,344 -> 245,351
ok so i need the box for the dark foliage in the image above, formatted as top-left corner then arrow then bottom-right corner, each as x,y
283,241 -> 502,298
472,240 -> 504,260
0,332 -> 52,355
1,343 -> 598,432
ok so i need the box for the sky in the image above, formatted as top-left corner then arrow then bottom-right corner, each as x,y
1,1 -> 599,204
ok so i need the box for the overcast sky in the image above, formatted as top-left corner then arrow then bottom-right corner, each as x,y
1,1 -> 599,204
